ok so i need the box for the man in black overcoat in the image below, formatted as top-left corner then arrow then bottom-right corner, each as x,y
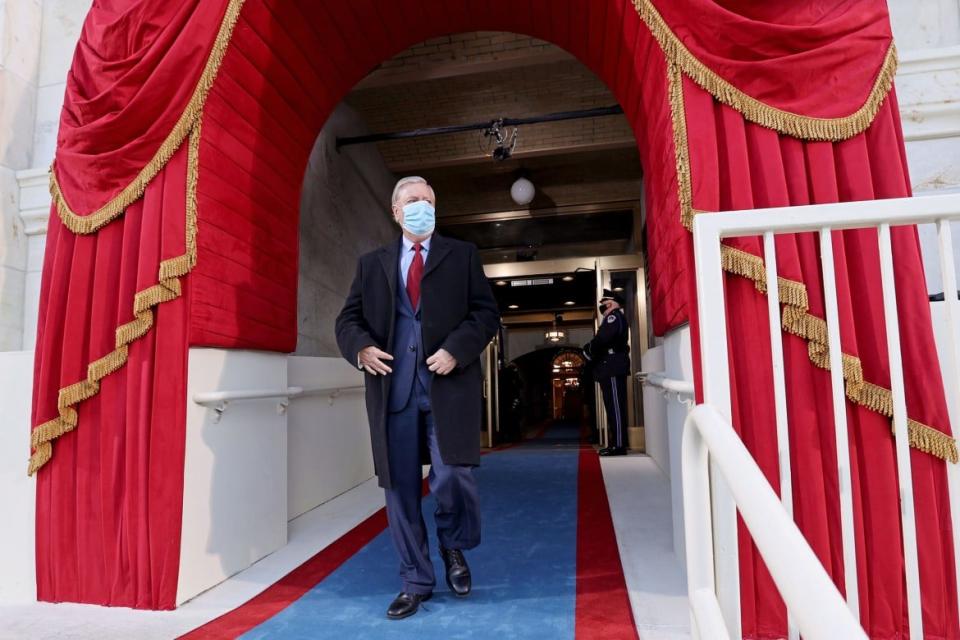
335,176 -> 500,619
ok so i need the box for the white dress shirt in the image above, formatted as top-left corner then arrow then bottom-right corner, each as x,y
399,234 -> 431,286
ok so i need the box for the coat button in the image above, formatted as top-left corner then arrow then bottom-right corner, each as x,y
409,345 -> 416,352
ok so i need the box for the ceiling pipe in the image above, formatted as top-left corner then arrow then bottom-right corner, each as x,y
335,105 -> 624,150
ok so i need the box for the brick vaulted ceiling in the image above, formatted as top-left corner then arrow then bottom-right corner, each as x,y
343,32 -> 645,262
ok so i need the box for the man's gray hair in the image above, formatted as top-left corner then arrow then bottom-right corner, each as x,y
391,176 -> 434,204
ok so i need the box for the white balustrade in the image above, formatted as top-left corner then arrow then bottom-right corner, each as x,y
691,192 -> 960,638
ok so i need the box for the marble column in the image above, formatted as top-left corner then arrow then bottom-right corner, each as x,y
0,0 -> 41,350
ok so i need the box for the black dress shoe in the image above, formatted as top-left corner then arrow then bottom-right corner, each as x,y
440,546 -> 472,596
598,446 -> 628,456
386,591 -> 431,619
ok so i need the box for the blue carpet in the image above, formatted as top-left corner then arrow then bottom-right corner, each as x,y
240,429 -> 581,639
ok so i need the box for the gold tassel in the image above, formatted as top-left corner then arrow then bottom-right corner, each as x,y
720,245 -> 768,292
633,0 -> 898,142
51,0 -> 244,235
667,61 -> 696,230
29,125 -> 204,475
710,242 -> 958,463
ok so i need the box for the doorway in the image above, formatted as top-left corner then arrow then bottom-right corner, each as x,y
295,32 -> 651,450
480,253 -> 648,447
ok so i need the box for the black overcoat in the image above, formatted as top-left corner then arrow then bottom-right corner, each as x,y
334,233 -> 501,489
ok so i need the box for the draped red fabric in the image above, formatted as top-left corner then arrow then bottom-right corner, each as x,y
53,0 -> 229,214
653,0 -> 893,118
50,0 -> 895,224
685,78 -> 959,637
32,143 -> 191,609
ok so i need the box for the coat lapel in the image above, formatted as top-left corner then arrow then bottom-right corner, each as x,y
423,232 -> 452,279
379,238 -> 402,350
378,237 -> 401,298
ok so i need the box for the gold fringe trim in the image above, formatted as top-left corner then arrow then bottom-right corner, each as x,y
667,60 -> 695,230
719,245 -> 959,463
51,0 -> 244,235
27,125 -> 202,476
665,45 -> 956,461
635,0 -> 898,142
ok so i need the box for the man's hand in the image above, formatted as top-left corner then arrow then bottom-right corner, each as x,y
359,346 -> 394,375
426,348 -> 457,375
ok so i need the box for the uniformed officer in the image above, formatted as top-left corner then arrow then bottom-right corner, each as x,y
583,289 -> 630,456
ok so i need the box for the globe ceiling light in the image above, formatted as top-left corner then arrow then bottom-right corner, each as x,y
510,176 -> 535,206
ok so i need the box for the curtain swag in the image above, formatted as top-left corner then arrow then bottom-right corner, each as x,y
49,0 -> 245,235
28,124 -> 201,475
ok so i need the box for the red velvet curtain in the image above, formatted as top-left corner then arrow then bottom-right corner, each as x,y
54,0 -> 229,213
32,144 -> 191,609
31,0 -> 959,630
654,0 -> 893,118
685,78 -> 959,637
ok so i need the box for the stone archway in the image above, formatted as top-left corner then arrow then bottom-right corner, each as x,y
187,0 -> 686,359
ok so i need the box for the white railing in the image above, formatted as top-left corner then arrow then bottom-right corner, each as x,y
692,193 -> 960,639
637,370 -> 695,406
683,404 -> 867,640
193,385 -> 365,421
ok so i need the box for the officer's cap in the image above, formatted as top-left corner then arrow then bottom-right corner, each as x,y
600,288 -> 626,306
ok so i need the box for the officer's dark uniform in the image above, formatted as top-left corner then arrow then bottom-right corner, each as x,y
584,291 -> 630,455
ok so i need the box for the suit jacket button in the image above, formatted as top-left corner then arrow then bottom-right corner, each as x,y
409,345 -> 416,352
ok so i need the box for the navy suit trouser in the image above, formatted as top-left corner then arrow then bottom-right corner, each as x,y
599,374 -> 628,448
384,379 -> 481,595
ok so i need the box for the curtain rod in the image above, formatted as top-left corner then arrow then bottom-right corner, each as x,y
335,105 -> 624,149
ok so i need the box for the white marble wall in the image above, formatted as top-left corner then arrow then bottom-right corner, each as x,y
889,0 -> 960,49
17,166 -> 45,348
0,0 -> 41,350
31,0 -> 87,164
2,0 -> 85,351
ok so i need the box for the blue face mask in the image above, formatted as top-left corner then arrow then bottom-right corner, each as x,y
400,200 -> 436,236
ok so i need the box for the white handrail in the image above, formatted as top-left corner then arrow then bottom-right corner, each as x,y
762,231 -> 797,640
694,192 -> 960,238
295,385 -> 365,397
637,370 -> 695,397
683,404 -> 867,640
819,226 -> 861,617
192,384 -> 366,421
193,387 -> 304,405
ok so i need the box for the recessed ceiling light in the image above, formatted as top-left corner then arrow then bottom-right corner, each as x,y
561,275 -> 574,282
613,287 -> 624,292
564,301 -> 575,306
508,304 -> 519,309
495,280 -> 508,286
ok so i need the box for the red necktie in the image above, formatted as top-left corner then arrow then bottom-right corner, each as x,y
406,243 -> 424,308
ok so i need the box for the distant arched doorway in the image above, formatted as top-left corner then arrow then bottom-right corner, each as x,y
550,350 -> 586,422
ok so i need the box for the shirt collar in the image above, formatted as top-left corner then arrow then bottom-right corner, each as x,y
402,234 -> 431,253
